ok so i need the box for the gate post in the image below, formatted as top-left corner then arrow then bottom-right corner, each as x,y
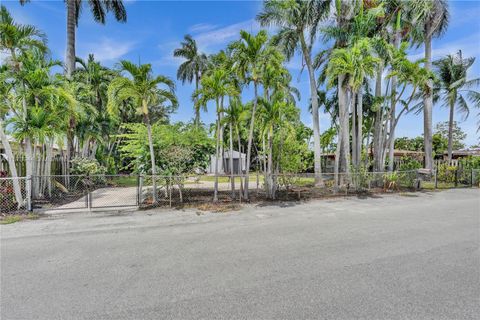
26,175 -> 32,212
137,174 -> 143,206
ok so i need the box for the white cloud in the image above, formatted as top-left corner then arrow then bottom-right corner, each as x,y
78,38 -> 136,62
408,33 -> 480,62
193,19 -> 261,52
188,23 -> 218,34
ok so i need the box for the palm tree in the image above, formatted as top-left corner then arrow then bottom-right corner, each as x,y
20,0 -> 127,78
229,30 -> 270,199
0,5 -> 46,206
327,38 -> 379,169
222,97 -> 249,199
174,34 -> 208,126
107,61 -> 177,203
407,0 -> 449,169
194,68 -> 237,202
74,54 -> 116,158
258,92 -> 296,199
433,51 -> 480,161
0,69 -> 24,207
257,0 -> 331,186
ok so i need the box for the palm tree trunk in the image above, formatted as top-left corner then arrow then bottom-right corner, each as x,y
194,73 -> 200,126
373,66 -> 384,172
229,123 -> 235,199
388,32 -> 401,172
357,88 -> 363,168
301,39 -> 323,186
66,0 -> 76,79
0,120 -> 23,208
243,82 -> 258,199
447,101 -> 455,161
267,128 -> 274,199
351,89 -> 357,168
237,129 -> 243,200
337,74 -> 350,184
423,24 -> 434,170
144,113 -> 157,203
213,108 -> 220,202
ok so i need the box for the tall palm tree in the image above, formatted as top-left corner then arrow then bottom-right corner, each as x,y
221,97 -> 249,199
407,0 -> 449,169
74,54 -> 116,158
433,51 -> 480,161
0,5 -> 46,205
0,69 -> 24,207
174,34 -> 208,126
257,0 -> 331,186
20,0 -> 127,78
327,38 -> 379,168
229,30 -> 269,199
107,61 -> 177,203
194,68 -> 237,202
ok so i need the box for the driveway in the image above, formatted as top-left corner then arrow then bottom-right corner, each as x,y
1,189 -> 479,319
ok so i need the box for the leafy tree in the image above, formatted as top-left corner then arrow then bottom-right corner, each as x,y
434,121 -> 466,152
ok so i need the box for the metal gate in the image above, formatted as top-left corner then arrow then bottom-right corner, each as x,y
32,175 -> 139,211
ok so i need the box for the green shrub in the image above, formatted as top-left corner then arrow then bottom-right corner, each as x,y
399,156 -> 422,171
437,163 -> 456,183
383,172 -> 399,190
71,157 -> 107,176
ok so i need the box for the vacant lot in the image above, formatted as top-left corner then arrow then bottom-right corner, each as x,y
1,189 -> 479,320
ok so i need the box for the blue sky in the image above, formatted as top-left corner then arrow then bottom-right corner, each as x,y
3,0 -> 480,146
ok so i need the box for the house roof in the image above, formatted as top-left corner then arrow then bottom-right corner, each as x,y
445,148 -> 480,156
321,149 -> 424,158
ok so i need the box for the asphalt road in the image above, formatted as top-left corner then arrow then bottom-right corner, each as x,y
1,189 -> 479,320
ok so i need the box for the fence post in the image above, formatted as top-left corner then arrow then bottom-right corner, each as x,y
136,174 -> 142,206
169,175 -> 172,208
454,168 -> 458,187
434,168 -> 438,189
471,169 -> 474,188
26,175 -> 32,212
87,192 -> 92,211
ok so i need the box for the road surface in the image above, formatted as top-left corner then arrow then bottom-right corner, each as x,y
1,189 -> 479,319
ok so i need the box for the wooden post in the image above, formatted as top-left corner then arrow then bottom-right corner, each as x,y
471,169 -> 474,188
454,168 -> 458,187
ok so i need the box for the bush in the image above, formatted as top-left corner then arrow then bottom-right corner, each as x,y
383,172 -> 399,191
70,158 -> 107,176
437,163 -> 456,184
399,156 -> 422,171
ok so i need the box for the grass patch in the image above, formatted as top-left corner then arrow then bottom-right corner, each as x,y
0,213 -> 40,225
0,215 -> 23,224
109,176 -> 138,187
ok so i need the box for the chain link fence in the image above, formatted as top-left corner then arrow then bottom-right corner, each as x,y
1,169 -> 479,214
0,176 -> 29,214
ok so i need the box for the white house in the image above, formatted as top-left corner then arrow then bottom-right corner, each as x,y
208,150 -> 247,175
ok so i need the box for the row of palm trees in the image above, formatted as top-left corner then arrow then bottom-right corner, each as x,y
1,1 -> 479,206
174,0 -> 479,192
